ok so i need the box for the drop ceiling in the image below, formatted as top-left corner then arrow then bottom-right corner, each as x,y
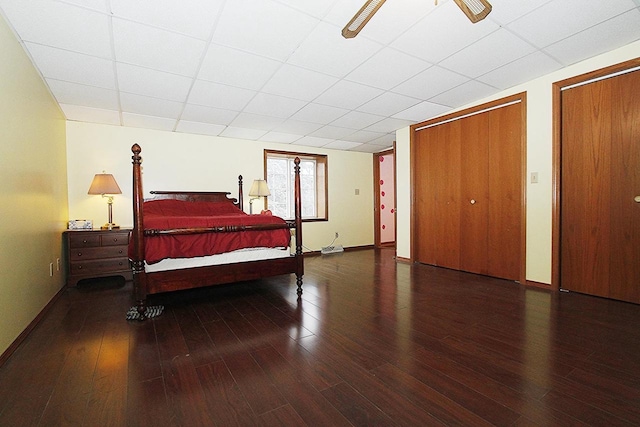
1,0 -> 639,153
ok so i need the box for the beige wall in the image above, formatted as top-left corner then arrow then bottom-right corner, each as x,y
0,17 -> 68,355
396,40 -> 640,284
66,122 -> 374,252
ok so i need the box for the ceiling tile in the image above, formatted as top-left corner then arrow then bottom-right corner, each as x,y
211,0 -> 318,62
230,112 -> 285,131
439,28 -> 537,78
272,119 -> 323,135
310,125 -> 355,140
429,80 -> 499,108
176,120 -> 226,136
543,9 -> 640,66
181,104 -> 238,125
286,21 -> 382,78
273,0 -> 340,19
243,93 -> 307,118
365,117 -> 415,134
260,131 -> 302,144
25,43 -> 116,89
477,51 -> 563,90
187,80 -> 257,111
294,136 -> 334,147
345,47 -> 431,90
220,126 -> 268,140
391,1 -> 499,63
122,112 -> 176,131
357,92 -> 421,117
350,143 -> 389,153
117,63 -> 193,102
112,18 -> 207,76
323,140 -> 362,150
110,0 -> 225,40
290,103 -> 349,125
198,44 -> 282,90
120,92 -> 184,119
331,111 -> 385,129
487,0 -> 554,25
262,64 -> 339,101
343,130 -> 386,143
59,0 -> 110,13
59,103 -> 120,125
507,0 -> 635,48
391,65 -> 469,99
46,79 -> 119,110
0,0 -> 111,57
314,80 -> 384,110
392,101 -> 451,122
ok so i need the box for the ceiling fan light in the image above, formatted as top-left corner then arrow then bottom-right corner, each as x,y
453,0 -> 492,23
342,0 -> 387,39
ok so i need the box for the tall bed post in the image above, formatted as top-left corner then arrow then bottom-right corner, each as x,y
294,157 -> 304,296
238,175 -> 244,212
131,144 -> 148,317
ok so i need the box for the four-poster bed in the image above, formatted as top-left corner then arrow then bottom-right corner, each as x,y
128,143 -> 303,320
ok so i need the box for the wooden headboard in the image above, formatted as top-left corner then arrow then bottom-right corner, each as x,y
147,187 -> 243,211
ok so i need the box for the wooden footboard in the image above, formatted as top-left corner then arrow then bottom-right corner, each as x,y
130,144 -> 303,319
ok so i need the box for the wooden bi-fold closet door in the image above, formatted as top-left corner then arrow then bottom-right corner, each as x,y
414,99 -> 523,281
560,69 -> 640,304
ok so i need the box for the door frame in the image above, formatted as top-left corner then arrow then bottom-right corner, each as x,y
551,57 -> 640,290
410,92 -> 527,286
374,146 -> 397,249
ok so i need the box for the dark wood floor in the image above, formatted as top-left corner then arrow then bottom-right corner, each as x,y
1,248 -> 640,426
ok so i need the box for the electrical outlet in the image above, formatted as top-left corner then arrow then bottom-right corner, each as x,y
335,232 -> 339,239
56,258 -> 60,271
49,263 -> 53,277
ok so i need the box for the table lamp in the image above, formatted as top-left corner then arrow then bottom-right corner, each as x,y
88,172 -> 122,229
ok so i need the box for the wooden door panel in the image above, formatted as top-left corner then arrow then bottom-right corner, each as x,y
608,71 -> 640,303
488,103 -> 522,281
561,76 -> 614,299
434,121 -> 462,269
459,112 -> 489,275
415,129 -> 437,265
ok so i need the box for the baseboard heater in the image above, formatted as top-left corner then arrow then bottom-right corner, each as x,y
321,245 -> 344,255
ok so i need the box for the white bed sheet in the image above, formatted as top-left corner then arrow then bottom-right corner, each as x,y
145,247 -> 292,273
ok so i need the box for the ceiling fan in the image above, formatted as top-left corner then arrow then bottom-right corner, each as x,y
342,0 -> 492,39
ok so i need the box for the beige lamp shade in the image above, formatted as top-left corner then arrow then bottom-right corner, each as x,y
88,173 -> 122,229
249,179 -> 271,197
88,173 -> 122,195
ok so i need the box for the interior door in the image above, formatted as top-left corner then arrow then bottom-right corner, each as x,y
560,70 -> 640,303
374,149 -> 396,247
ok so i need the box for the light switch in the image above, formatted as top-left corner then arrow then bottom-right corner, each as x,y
531,172 -> 539,184
355,189 -> 360,195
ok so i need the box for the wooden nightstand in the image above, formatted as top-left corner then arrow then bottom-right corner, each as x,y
63,229 -> 133,287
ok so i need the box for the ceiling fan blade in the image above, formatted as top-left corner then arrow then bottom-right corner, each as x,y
453,0 -> 492,23
342,0 -> 387,39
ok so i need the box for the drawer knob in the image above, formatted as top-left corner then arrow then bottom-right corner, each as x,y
118,250 -> 123,254
82,239 -> 88,244
113,238 -> 118,242
78,266 -> 82,270
77,252 -> 83,257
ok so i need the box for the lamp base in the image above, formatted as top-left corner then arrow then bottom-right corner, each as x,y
100,223 -> 120,230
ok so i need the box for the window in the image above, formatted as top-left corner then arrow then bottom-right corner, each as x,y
264,150 -> 327,221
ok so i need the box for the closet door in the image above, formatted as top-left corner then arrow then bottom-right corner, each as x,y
459,111 -> 489,275
561,70 -> 640,303
487,103 -> 522,281
413,97 -> 523,281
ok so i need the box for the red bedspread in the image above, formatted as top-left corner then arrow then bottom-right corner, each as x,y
133,199 -> 291,264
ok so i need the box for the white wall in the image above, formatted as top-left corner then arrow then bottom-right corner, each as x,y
0,16 -> 67,356
396,40 -> 640,284
66,122 -> 374,252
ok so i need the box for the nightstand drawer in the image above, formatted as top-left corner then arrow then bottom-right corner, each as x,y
68,233 -> 101,248
101,232 -> 129,246
70,246 -> 128,261
70,257 -> 130,275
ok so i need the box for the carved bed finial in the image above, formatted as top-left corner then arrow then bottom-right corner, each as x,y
132,143 -> 142,165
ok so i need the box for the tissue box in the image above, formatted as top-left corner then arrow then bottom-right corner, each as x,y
68,220 -> 93,230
